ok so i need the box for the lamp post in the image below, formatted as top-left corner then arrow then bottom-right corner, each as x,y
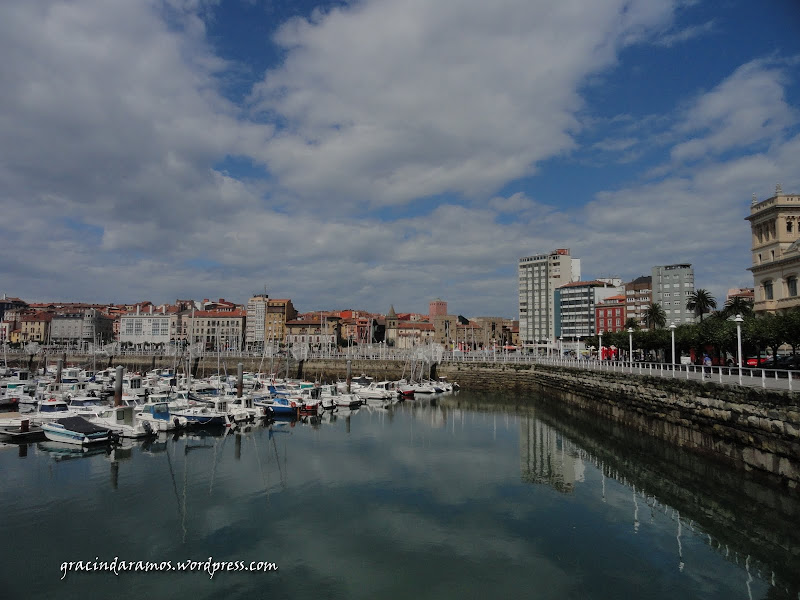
627,327 -> 634,369
558,336 -> 563,361
598,330 -> 603,361
734,314 -> 744,379
670,322 -> 676,372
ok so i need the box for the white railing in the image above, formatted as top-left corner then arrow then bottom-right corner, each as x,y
4,346 -> 798,391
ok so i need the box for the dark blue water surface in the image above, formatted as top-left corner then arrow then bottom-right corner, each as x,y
1,392 -> 798,600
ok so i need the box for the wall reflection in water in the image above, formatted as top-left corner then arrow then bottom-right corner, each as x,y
444,394 -> 800,600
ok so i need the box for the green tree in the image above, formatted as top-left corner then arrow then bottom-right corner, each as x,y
643,303 -> 667,330
624,317 -> 639,330
722,295 -> 754,318
686,289 -> 717,322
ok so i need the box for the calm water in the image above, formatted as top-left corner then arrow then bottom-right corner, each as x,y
2,391 -> 799,600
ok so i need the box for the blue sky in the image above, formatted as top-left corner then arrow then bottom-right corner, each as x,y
1,0 -> 799,318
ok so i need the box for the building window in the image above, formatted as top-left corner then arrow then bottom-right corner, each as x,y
789,277 -> 798,297
764,280 -> 774,300
788,221 -> 794,233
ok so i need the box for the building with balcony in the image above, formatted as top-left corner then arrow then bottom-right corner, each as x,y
746,186 -> 800,313
651,264 -> 695,324
245,294 -> 297,350
624,276 -> 652,327
555,280 -> 623,344
519,249 -> 581,353
49,309 -> 114,348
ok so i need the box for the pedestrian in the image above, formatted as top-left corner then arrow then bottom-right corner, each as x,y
703,353 -> 712,378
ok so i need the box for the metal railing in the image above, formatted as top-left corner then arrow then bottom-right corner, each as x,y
3,346 -> 798,392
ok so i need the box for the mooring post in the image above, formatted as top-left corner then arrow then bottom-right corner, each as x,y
114,365 -> 124,407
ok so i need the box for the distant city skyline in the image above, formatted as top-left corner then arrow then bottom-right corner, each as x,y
1,1 -> 798,317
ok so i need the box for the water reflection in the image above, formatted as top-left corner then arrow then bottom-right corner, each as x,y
1,393 -> 798,600
444,394 -> 800,599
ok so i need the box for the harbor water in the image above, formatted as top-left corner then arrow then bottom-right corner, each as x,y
1,391 -> 798,600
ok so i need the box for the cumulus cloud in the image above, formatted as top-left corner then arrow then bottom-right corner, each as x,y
248,0 -> 679,208
0,0 -> 796,319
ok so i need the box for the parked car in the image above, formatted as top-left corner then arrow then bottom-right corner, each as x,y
745,356 -> 772,367
776,355 -> 800,370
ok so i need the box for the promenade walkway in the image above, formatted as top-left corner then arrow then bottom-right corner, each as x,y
4,346 -> 798,393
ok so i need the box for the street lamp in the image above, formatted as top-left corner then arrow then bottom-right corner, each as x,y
558,336 -> 563,360
598,330 -> 603,361
670,322 -> 676,371
627,327 -> 634,369
734,314 -> 744,378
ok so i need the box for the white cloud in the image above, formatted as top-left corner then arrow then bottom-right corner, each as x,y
248,0 -> 679,208
671,59 -> 799,162
0,0 -> 796,319
655,19 -> 715,47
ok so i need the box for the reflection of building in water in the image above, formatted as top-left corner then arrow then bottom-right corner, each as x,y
520,416 -> 584,493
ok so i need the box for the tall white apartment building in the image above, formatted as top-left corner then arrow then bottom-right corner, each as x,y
246,294 -> 268,349
518,249 -> 581,352
651,264 -> 695,324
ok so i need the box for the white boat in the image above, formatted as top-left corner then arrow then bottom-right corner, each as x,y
172,398 -> 235,427
32,398 -> 77,424
90,405 -> 155,438
354,382 -> 394,401
66,396 -> 107,417
42,416 -> 112,446
136,401 -> 188,432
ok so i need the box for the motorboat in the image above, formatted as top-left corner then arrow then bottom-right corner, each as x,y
90,405 -> 155,438
31,398 -> 77,424
172,398 -> 235,427
42,416 -> 113,446
354,382 -> 394,401
66,395 -> 107,417
136,401 -> 189,432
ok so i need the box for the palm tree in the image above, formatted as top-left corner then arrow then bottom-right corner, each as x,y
624,317 -> 639,330
643,303 -> 667,329
722,295 -> 754,318
686,289 -> 717,322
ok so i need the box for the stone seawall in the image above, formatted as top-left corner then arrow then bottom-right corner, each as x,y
299,359 -> 800,487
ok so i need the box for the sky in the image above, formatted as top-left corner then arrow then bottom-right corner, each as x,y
1,0 -> 799,319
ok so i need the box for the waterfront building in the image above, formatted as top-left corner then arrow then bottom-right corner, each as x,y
19,312 -> 52,344
470,316 -> 505,349
555,280 -> 623,349
49,308 -> 114,348
594,295 -> 626,333
651,264 -> 695,324
395,321 -> 436,349
519,249 -> 581,353
245,294 -> 297,350
624,276 -> 652,327
184,309 -> 246,351
119,306 -> 176,350
0,295 -> 27,323
746,185 -> 800,313
285,317 -> 340,349
432,314 -> 460,348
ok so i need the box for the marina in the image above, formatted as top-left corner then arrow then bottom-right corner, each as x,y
1,388 -> 798,600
